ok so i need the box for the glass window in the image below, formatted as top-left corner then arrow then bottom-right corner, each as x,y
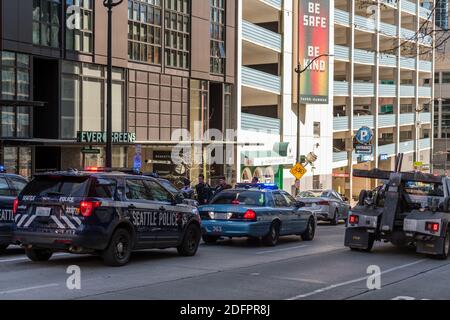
33,0 -> 61,48
21,176 -> 90,197
0,178 -> 11,196
281,191 -> 296,206
9,177 -> 28,196
443,72 -> 450,84
210,0 -> 226,74
273,192 -> 288,207
89,178 -> 117,199
1,107 -> 15,137
65,0 -> 93,53
125,179 -> 153,200
210,190 -> 266,206
128,0 -> 162,65
164,0 -> 190,69
313,122 -> 321,137
145,180 -> 173,202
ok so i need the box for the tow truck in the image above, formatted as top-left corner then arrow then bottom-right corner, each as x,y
345,154 -> 450,259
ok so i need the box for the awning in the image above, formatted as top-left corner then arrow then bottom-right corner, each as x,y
242,150 -> 295,167
0,100 -> 46,107
1,138 -> 264,147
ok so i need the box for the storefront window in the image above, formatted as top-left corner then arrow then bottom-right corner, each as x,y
82,147 -> 127,168
4,147 -> 18,174
19,148 -> 32,178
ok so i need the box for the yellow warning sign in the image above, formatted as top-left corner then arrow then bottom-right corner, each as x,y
290,163 -> 307,180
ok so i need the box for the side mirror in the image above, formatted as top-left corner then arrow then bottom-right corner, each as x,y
295,201 -> 306,208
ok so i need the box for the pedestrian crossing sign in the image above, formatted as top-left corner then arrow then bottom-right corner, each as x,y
290,163 -> 307,180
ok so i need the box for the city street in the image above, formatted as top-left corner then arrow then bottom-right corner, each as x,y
1,223 -> 449,300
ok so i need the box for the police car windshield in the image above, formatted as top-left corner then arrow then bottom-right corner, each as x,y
210,191 -> 266,206
21,176 -> 90,197
158,180 -> 179,195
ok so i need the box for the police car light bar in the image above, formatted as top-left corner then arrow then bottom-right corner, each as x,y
0,165 -> 5,173
236,183 -> 279,190
84,166 -> 111,172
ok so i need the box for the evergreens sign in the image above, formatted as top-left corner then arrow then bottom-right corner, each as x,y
77,131 -> 136,144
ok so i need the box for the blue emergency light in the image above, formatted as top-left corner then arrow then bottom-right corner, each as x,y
236,183 -> 279,190
0,165 -> 5,173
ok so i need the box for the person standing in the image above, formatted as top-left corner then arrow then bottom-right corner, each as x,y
180,178 -> 194,199
214,176 -> 232,195
195,174 -> 212,205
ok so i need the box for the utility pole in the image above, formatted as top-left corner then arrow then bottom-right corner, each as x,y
103,0 -> 123,168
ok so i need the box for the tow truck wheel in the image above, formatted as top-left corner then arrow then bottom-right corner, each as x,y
436,230 -> 450,260
202,235 -> 219,244
102,228 -> 132,267
178,224 -> 201,256
362,234 -> 375,252
301,217 -> 316,241
330,210 -> 339,226
25,248 -> 53,262
263,221 -> 280,246
0,245 -> 8,253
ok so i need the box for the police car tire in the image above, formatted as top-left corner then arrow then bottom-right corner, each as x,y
177,224 -> 201,256
25,248 -> 53,262
263,222 -> 280,246
436,230 -> 450,260
301,217 -> 316,241
101,228 -> 132,267
0,245 -> 8,253
202,235 -> 219,244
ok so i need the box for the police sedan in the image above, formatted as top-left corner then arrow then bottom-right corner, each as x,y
13,168 -> 201,266
0,168 -> 28,253
198,184 -> 316,246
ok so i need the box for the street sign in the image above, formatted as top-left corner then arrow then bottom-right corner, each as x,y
81,147 -> 101,155
290,163 -> 307,180
414,161 -> 423,168
355,144 -> 373,155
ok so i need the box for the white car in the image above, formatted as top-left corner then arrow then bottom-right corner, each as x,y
297,190 -> 350,225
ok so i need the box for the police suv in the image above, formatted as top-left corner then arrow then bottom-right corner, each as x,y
0,170 -> 27,252
13,168 -> 202,266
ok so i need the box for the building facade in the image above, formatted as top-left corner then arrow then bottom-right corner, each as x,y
0,0 -> 236,184
236,0 -> 334,192
332,0 -> 434,200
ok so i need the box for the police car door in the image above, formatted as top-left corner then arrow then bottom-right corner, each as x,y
144,179 -> 185,245
0,177 -> 14,243
125,178 -> 161,246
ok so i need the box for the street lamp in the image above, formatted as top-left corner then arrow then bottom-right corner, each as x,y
103,0 -> 124,168
294,53 -> 333,164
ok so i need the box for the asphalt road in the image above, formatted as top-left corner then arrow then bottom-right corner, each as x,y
1,223 -> 450,300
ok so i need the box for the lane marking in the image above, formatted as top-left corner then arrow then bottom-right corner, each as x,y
274,276 -> 326,284
0,283 -> 59,295
287,259 -> 427,300
256,245 -> 309,255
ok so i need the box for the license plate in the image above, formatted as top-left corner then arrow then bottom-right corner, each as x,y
35,207 -> 52,217
214,213 -> 228,220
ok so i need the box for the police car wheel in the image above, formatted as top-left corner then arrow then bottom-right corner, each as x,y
202,235 -> 219,244
102,229 -> 132,267
178,224 -> 201,256
436,230 -> 450,260
301,217 -> 316,241
263,222 -> 280,246
25,248 -> 53,262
